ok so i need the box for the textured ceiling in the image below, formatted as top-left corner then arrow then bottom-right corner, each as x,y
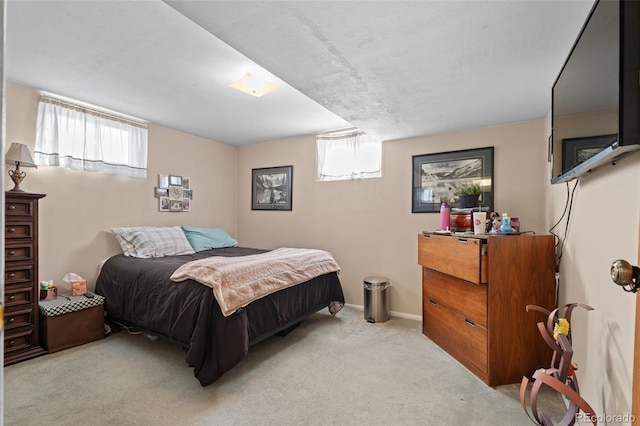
7,0 -> 595,146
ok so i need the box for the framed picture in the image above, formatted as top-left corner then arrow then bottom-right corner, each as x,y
158,174 -> 169,189
182,189 -> 193,200
412,147 -> 494,213
169,199 -> 183,212
251,165 -> 293,211
182,177 -> 190,190
155,187 -> 169,198
182,198 -> 190,212
169,185 -> 183,200
159,197 -> 170,212
561,134 -> 616,173
169,175 -> 182,186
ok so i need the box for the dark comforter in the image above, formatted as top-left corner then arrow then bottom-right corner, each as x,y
95,247 -> 345,386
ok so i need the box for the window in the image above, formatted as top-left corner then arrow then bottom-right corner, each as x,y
316,129 -> 382,181
35,95 -> 148,178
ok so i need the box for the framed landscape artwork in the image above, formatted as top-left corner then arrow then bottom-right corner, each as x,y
251,165 -> 293,211
561,134 -> 616,174
412,147 -> 494,213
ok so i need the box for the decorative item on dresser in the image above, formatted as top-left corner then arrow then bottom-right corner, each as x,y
5,142 -> 38,192
4,191 -> 47,365
417,232 -> 556,386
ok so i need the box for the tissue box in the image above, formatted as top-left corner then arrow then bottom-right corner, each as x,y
39,294 -> 104,353
71,280 -> 87,296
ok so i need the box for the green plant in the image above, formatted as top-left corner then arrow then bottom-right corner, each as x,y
457,182 -> 481,196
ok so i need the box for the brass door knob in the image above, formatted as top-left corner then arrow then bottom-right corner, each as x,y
611,259 -> 639,292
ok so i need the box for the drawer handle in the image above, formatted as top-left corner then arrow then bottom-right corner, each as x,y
8,317 -> 15,323
7,227 -> 15,233
8,340 -> 15,347
429,298 -> 437,305
8,205 -> 15,210
457,238 -> 468,243
7,273 -> 15,278
464,318 -> 476,327
8,295 -> 15,301
7,250 -> 15,256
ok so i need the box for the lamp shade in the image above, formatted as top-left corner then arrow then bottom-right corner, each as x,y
6,143 -> 37,168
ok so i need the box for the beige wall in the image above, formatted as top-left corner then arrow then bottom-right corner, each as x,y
545,114 -> 640,419
5,83 -> 238,292
237,118 -> 549,317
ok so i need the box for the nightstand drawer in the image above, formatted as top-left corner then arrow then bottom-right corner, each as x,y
5,243 -> 33,263
5,199 -> 34,218
4,306 -> 34,330
423,268 -> 487,327
418,234 -> 487,283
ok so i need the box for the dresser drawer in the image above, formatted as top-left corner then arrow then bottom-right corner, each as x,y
5,284 -> 34,308
5,264 -> 33,285
5,243 -> 33,263
4,306 -> 34,330
5,221 -> 34,240
5,327 -> 35,354
418,234 -> 487,283
423,298 -> 488,382
5,199 -> 34,218
423,268 -> 487,327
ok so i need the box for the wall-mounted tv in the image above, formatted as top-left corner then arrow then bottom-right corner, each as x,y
550,0 -> 640,184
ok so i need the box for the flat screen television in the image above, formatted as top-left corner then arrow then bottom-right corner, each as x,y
551,0 -> 640,184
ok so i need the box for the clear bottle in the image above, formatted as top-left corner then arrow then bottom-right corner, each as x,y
440,198 -> 451,231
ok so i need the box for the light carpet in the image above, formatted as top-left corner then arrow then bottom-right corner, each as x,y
4,306 -> 565,425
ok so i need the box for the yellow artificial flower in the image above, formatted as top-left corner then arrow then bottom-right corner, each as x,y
553,318 -> 570,340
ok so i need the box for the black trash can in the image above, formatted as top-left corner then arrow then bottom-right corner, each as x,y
363,276 -> 391,323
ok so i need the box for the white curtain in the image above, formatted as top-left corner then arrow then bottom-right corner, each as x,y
35,96 -> 148,178
317,130 -> 381,181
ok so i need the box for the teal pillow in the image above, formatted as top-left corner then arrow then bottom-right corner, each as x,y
181,225 -> 238,251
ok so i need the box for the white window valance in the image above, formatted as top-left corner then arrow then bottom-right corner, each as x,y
316,129 -> 382,181
35,95 -> 148,178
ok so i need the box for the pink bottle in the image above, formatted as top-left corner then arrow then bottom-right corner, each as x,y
440,199 -> 451,231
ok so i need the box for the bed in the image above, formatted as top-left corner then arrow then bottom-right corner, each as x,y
95,246 -> 345,386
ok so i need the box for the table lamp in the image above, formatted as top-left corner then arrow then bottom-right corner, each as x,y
5,142 -> 37,192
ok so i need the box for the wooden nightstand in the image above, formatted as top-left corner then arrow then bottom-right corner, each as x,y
38,294 -> 105,353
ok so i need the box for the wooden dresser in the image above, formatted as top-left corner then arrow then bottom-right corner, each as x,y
418,232 -> 555,386
4,191 -> 47,365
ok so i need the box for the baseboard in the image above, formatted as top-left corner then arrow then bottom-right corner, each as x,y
344,303 -> 421,322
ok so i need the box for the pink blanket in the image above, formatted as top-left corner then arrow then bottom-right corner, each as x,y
170,247 -> 341,317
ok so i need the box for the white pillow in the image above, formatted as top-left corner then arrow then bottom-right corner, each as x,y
111,226 -> 195,258
111,226 -> 146,256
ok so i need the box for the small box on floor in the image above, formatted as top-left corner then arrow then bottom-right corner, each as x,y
39,294 -> 105,353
